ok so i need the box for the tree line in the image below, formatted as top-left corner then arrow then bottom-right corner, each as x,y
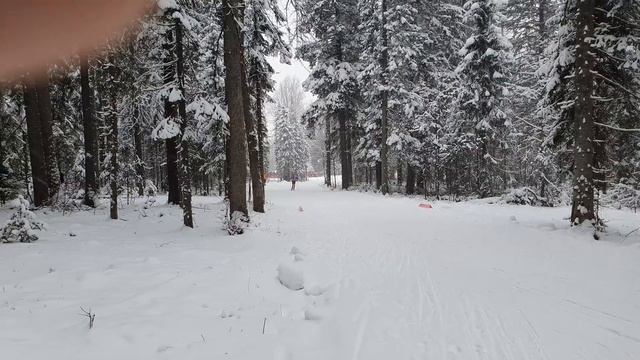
1,0 -> 639,236
296,0 -> 640,228
0,0 -> 291,234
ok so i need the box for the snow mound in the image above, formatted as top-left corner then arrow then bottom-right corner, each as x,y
304,284 -> 328,296
290,246 -> 304,255
304,307 -> 325,321
277,262 -> 304,290
290,246 -> 305,261
501,187 -> 553,207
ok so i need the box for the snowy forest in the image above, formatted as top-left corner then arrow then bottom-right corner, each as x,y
1,0 -> 640,232
1,1 -> 640,359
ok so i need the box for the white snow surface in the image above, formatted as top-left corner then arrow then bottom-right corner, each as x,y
277,261 -> 304,291
1,178 -> 640,359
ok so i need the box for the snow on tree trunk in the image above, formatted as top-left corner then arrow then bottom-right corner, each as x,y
223,0 -> 249,223
379,0 -> 389,195
241,60 -> 265,213
80,54 -> 99,207
162,21 -> 181,206
325,118 -> 332,187
570,0 -> 596,225
23,77 -> 49,207
35,74 -> 61,200
174,17 -> 194,228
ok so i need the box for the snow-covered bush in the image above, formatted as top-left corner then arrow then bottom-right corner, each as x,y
226,210 -> 247,235
1,195 -> 44,243
501,187 -> 553,207
143,180 -> 158,209
603,182 -> 640,211
0,164 -> 19,205
51,181 -> 85,213
50,152 -> 86,213
352,183 -> 377,193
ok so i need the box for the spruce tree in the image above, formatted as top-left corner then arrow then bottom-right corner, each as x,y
455,0 -> 512,196
298,0 -> 360,189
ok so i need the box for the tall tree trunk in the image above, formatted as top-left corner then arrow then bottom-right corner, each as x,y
570,0 -> 596,224
251,8 -> 268,194
375,161 -> 382,189
108,112 -> 118,220
126,31 -> 145,198
224,129 -> 231,195
241,61 -> 265,213
22,130 -> 30,201
0,88 -> 5,175
324,118 -> 332,187
338,110 -> 350,189
80,54 -> 99,207
416,171 -> 424,194
255,78 -> 266,181
538,0 -> 547,50
163,19 -> 181,205
174,18 -> 193,228
97,91 -> 106,184
406,164 -> 416,195
379,0 -> 390,195
334,22 -> 351,189
35,75 -> 60,199
223,0 -> 249,219
23,80 -> 49,207
166,138 -> 180,204
107,62 -> 119,220
218,166 -> 224,196
347,122 -> 354,185
134,121 -> 144,196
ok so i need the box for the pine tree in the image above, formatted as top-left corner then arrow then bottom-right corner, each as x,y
102,54 -> 121,220
503,0 -> 560,199
273,79 -> 310,182
357,0 -> 430,194
0,195 -> 44,243
570,0 -> 596,224
298,0 -> 360,189
0,87 -> 22,204
542,0 -> 640,225
407,1 -> 466,197
186,0 -> 228,198
245,0 -> 291,212
173,12 -> 194,228
34,73 -> 61,199
245,0 -> 290,183
23,75 -> 49,207
80,54 -> 100,207
223,0 -> 250,225
455,0 -> 512,196
162,4 -> 181,206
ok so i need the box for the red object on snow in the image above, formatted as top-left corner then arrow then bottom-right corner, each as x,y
419,203 -> 433,209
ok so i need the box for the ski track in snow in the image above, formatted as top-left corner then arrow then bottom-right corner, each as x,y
1,178 -> 640,360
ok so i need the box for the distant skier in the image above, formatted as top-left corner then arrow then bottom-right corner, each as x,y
291,173 -> 299,191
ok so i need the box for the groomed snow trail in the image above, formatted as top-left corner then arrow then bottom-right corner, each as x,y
1,178 -> 639,360
269,179 -> 640,360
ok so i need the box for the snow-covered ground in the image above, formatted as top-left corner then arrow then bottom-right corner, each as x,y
1,178 -> 639,360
